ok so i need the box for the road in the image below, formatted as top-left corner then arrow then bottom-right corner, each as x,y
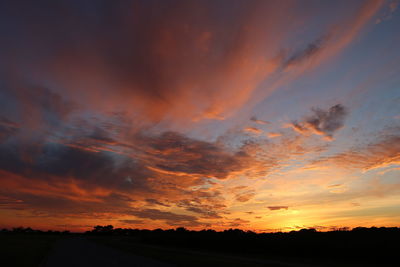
42,237 -> 174,267
42,237 -> 327,267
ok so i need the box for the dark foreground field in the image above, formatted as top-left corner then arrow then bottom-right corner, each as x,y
1,227 -> 398,267
0,233 -> 59,267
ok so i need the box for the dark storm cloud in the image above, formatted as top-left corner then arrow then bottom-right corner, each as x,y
289,104 -> 348,139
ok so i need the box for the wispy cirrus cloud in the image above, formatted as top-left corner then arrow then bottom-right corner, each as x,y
282,35 -> 329,70
309,132 -> 400,171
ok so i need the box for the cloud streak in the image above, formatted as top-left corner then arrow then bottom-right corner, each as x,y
310,133 -> 400,171
268,206 -> 289,211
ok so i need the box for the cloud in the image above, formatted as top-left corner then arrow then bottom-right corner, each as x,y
184,206 -> 222,219
0,116 -> 19,141
0,116 -> 261,227
0,174 -> 135,218
0,1 -> 380,126
268,206 -> 289,211
283,36 -> 329,69
288,104 -> 348,140
250,116 -> 270,125
175,198 -> 224,219
244,127 -> 263,134
136,131 -> 256,180
228,218 -> 250,227
0,115 -> 256,187
310,133 -> 400,171
390,0 -> 399,12
55,224 -> 92,230
328,184 -> 343,188
128,209 -> 201,227
267,132 -> 282,138
119,219 -> 145,225
376,0 -> 398,23
145,199 -> 170,207
235,191 -> 256,202
0,0 -> 298,123
307,0 -> 384,68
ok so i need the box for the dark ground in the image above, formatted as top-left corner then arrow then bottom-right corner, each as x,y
42,237 -> 173,267
1,227 -> 398,267
90,236 -> 321,267
0,233 -> 59,267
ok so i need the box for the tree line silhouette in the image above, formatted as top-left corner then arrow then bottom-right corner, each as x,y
1,227 -> 70,235
2,226 -> 398,265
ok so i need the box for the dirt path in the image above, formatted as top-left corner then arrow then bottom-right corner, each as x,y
42,237 -> 174,267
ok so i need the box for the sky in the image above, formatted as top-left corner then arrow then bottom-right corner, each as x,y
0,0 -> 399,232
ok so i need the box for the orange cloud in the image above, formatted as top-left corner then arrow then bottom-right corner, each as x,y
235,191 -> 256,203
244,127 -> 263,134
310,134 -> 400,171
267,132 -> 282,138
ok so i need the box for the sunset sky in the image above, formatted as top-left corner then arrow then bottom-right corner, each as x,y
0,0 -> 399,232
